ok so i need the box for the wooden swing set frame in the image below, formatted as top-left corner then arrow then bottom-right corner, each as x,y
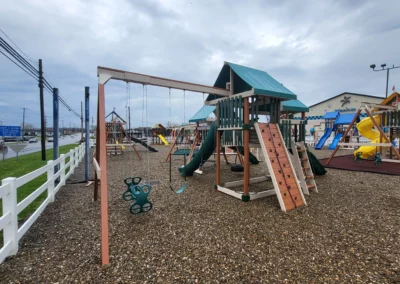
95,66 -> 230,265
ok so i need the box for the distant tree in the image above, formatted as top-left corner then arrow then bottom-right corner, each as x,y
22,123 -> 34,130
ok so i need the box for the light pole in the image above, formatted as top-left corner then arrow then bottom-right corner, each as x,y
370,63 -> 400,98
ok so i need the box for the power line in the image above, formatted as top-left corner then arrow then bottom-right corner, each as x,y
0,28 -> 36,65
0,50 -> 39,81
0,38 -> 39,77
0,34 -> 81,119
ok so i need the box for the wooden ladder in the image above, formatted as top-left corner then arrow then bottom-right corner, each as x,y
291,139 -> 317,194
255,123 -> 307,212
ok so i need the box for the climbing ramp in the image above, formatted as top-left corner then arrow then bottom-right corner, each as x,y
254,123 -> 306,212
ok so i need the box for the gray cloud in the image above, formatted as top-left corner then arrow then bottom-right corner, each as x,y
0,0 -> 399,128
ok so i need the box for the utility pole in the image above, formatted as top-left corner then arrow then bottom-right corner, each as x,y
92,116 -> 94,135
84,87 -> 90,181
39,59 -> 46,160
21,107 -> 26,140
62,120 -> 64,136
53,88 -> 59,174
81,101 -> 84,142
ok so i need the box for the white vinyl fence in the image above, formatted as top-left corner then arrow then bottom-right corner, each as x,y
0,144 -> 85,264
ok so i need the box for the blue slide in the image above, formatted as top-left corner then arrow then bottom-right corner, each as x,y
328,133 -> 343,150
314,128 -> 333,150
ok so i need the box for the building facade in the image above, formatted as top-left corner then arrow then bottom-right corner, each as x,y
294,92 -> 384,134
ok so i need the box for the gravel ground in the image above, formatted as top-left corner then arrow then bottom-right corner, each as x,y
0,146 -> 399,283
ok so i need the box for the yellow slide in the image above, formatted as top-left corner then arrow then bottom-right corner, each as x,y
116,140 -> 126,150
158,134 -> 169,145
354,115 -> 388,159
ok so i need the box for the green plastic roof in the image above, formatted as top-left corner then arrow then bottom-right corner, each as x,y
281,99 -> 309,113
227,62 -> 296,100
207,62 -> 297,102
189,105 -> 216,123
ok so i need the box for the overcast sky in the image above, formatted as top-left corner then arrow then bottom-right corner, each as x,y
1,0 -> 400,128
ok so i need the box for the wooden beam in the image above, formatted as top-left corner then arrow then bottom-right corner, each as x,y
280,119 -> 305,125
381,159 -> 400,163
97,66 -> 229,96
224,176 -> 271,187
98,82 -> 109,265
216,130 -> 221,186
216,185 -> 277,200
338,143 -> 392,147
325,108 -> 362,165
362,102 -> 396,110
204,90 -> 254,105
93,158 -> 101,178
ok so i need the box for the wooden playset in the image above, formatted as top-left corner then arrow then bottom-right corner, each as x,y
326,99 -> 400,165
151,123 -> 167,145
94,62 -> 320,265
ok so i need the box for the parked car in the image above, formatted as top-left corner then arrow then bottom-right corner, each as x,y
4,136 -> 17,142
48,138 -> 54,142
29,138 -> 38,143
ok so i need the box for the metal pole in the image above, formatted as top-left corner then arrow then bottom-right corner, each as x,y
386,68 -> 390,98
39,59 -> 46,160
81,101 -> 84,142
53,88 -> 59,173
85,87 -> 90,181
22,107 -> 26,140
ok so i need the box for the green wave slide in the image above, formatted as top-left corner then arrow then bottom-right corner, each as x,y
178,122 -> 259,177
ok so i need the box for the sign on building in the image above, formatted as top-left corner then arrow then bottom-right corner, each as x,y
0,126 -> 21,137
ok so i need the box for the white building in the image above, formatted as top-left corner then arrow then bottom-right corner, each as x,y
295,92 -> 384,134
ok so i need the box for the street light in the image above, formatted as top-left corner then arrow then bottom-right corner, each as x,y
370,63 -> 400,98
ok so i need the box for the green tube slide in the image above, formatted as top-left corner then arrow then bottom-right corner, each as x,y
179,122 -> 217,177
178,122 -> 259,177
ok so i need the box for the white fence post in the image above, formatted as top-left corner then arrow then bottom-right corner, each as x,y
2,177 -> 18,255
79,145 -> 82,161
75,147 -> 79,165
60,154 -> 66,185
70,149 -> 75,173
47,161 -> 55,202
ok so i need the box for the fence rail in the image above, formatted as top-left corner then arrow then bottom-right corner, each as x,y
0,144 -> 85,264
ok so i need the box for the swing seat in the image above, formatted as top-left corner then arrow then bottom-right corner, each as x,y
129,184 -> 153,214
122,177 -> 142,201
176,184 -> 187,194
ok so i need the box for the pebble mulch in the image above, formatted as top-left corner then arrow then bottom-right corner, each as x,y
0,146 -> 399,283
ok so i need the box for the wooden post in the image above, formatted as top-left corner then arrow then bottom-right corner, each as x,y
216,133 -> 221,186
326,108 -> 362,165
165,128 -> 184,162
98,82 -> 109,265
379,113 -> 383,155
216,105 -> 221,186
243,98 -> 250,197
389,127 -> 393,159
94,97 -> 100,201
